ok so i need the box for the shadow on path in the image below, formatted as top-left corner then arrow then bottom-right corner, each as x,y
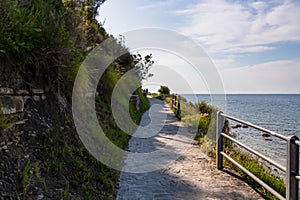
117,97 -> 263,200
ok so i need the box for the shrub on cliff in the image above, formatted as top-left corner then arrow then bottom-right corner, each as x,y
0,0 -> 107,91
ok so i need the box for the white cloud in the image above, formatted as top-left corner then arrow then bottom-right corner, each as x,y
213,57 -> 236,69
249,1 -> 267,12
176,0 -> 300,53
137,0 -> 179,10
220,60 -> 300,93
223,45 -> 276,53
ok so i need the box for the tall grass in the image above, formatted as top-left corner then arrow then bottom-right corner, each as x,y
226,149 -> 286,199
0,112 -> 11,129
0,103 -> 14,130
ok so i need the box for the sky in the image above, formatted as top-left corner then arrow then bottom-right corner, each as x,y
98,0 -> 300,94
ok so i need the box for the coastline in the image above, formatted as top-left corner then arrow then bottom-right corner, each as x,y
181,93 -> 300,165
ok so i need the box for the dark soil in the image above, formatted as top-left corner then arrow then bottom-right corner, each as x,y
0,94 -> 118,200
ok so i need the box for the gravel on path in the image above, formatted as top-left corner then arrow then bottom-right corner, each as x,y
117,98 -> 263,200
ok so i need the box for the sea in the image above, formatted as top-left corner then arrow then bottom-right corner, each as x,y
181,94 -> 300,166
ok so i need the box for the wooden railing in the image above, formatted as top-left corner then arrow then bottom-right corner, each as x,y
171,94 -> 181,119
216,111 -> 299,200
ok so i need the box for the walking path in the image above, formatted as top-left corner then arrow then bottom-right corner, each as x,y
117,98 -> 263,200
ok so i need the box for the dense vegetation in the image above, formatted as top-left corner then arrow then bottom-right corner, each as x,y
0,0 -> 150,199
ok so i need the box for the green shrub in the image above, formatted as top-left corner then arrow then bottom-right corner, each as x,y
0,113 -> 11,129
165,96 -> 172,105
198,113 -> 210,136
129,88 -> 150,125
0,0 -> 71,69
197,101 -> 212,115
158,86 -> 170,95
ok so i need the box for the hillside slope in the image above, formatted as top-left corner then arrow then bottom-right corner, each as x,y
0,0 -> 149,199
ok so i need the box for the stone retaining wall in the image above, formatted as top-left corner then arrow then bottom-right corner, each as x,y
0,87 -> 46,114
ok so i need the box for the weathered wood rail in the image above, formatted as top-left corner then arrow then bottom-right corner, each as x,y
217,111 -> 299,200
129,94 -> 140,110
171,94 -> 181,119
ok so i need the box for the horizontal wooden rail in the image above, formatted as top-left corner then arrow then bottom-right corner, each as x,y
221,152 -> 285,200
216,111 -> 299,200
221,132 -> 286,172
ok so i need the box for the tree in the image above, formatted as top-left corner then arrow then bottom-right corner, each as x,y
133,53 -> 154,81
80,0 -> 107,23
158,86 -> 170,95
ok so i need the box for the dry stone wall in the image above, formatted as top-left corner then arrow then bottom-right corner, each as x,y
0,87 -> 46,114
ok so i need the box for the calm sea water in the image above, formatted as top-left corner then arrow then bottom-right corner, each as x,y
181,94 -> 300,165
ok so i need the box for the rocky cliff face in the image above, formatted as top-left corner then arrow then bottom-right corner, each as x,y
0,83 -> 124,199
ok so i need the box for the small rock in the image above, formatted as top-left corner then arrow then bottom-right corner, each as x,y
231,124 -> 242,129
15,131 -> 24,136
15,89 -> 30,95
33,95 -> 40,101
13,96 -> 25,113
41,95 -> 46,100
31,89 -> 44,94
15,119 -> 28,125
45,128 -> 51,134
41,121 -> 50,128
37,194 -> 44,200
197,153 -> 206,159
13,137 -> 20,144
0,87 -> 14,95
25,154 -> 29,159
1,145 -> 8,150
85,46 -> 93,52
262,133 -> 270,137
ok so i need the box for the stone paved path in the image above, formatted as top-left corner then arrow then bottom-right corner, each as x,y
117,98 -> 263,200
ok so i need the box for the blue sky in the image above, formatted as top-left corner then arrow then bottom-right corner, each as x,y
98,0 -> 300,93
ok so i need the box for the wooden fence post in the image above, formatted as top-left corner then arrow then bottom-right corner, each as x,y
216,111 -> 224,170
286,135 -> 299,200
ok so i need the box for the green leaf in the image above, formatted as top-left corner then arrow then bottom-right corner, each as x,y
34,28 -> 42,32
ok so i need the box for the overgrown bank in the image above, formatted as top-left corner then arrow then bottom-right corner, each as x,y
0,0 -> 150,199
